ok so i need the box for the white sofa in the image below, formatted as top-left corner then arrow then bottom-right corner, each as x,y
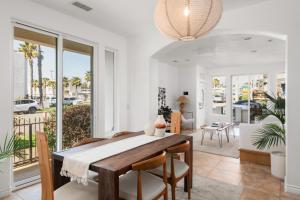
239,116 -> 285,153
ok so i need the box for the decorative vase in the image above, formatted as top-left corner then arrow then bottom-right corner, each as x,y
144,121 -> 155,136
0,158 -> 8,173
271,151 -> 286,179
155,128 -> 166,137
154,115 -> 167,137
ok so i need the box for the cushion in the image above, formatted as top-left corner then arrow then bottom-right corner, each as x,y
55,180 -> 98,200
149,157 -> 189,178
119,171 -> 166,200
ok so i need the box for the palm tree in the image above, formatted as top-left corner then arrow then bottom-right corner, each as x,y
48,80 -> 56,96
32,80 -> 39,97
252,93 -> 285,150
63,77 -> 69,95
84,71 -> 91,88
42,78 -> 50,99
37,45 -> 44,107
71,77 -> 82,96
81,82 -> 88,90
18,42 -> 38,99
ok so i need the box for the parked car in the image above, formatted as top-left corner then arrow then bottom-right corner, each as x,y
63,97 -> 82,106
233,100 -> 262,109
49,97 -> 56,107
14,99 -> 40,114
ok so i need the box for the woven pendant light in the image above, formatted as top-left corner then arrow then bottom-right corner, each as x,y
154,0 -> 223,41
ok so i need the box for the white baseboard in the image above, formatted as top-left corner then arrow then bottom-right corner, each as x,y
0,188 -> 11,198
285,183 -> 300,195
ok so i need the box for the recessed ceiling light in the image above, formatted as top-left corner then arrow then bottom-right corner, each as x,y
244,37 -> 252,40
268,39 -> 273,42
251,50 -> 257,53
72,1 -> 93,11
172,60 -> 178,63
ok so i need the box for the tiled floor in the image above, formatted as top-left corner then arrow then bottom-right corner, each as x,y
2,151 -> 300,200
193,151 -> 300,200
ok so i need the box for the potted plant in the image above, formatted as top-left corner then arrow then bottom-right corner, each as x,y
154,115 -> 167,137
0,134 -> 23,166
158,106 -> 172,123
252,93 -> 286,179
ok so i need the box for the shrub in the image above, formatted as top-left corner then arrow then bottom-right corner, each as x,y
44,112 -> 57,151
62,105 -> 92,148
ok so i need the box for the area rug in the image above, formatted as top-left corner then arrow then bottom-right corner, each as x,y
168,175 -> 242,200
189,131 -> 240,158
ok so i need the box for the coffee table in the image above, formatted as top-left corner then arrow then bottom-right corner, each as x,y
201,123 -> 234,147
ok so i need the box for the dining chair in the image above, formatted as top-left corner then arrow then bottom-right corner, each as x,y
36,132 -> 98,200
112,131 -> 136,138
149,141 -> 191,200
72,137 -> 107,182
170,112 -> 181,134
119,151 -> 168,200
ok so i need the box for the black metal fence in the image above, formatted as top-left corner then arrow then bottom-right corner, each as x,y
13,116 -> 55,168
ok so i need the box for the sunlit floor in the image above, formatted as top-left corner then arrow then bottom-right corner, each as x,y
14,163 -> 40,183
2,151 -> 300,200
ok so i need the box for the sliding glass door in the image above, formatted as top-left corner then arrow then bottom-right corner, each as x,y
232,76 -> 250,124
13,24 -> 95,185
13,26 -> 58,184
232,74 -> 268,124
62,39 -> 93,149
249,74 -> 268,123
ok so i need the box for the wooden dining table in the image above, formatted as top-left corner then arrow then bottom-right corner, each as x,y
52,132 -> 193,200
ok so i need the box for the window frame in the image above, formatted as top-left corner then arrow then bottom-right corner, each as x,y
12,22 -> 98,151
231,74 -> 269,124
211,76 -> 227,115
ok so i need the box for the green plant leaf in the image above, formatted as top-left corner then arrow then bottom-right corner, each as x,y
0,134 -> 26,160
252,123 -> 285,150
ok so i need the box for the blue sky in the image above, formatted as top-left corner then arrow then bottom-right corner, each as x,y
14,40 -> 91,81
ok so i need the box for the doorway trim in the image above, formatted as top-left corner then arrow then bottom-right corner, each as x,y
11,19 -> 99,188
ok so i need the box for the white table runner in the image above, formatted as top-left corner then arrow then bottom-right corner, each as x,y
60,133 -> 173,185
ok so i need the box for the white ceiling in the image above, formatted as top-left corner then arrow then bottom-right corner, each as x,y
154,34 -> 286,68
28,0 -> 271,37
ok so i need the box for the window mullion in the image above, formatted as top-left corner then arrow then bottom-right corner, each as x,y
56,35 -> 63,151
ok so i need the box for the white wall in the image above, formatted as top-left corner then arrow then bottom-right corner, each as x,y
172,65 -> 207,129
177,66 -> 196,115
149,62 -> 207,129
127,0 -> 300,194
196,66 -> 207,128
149,59 -> 179,121
127,33 -> 170,130
206,63 -> 285,124
0,0 -> 127,196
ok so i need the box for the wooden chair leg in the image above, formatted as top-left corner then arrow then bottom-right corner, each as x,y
187,173 -> 191,199
171,183 -> 176,200
164,188 -> 168,200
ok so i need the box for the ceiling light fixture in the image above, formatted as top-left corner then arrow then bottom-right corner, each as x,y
244,37 -> 252,40
251,50 -> 257,53
154,0 -> 223,41
72,1 -> 92,11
